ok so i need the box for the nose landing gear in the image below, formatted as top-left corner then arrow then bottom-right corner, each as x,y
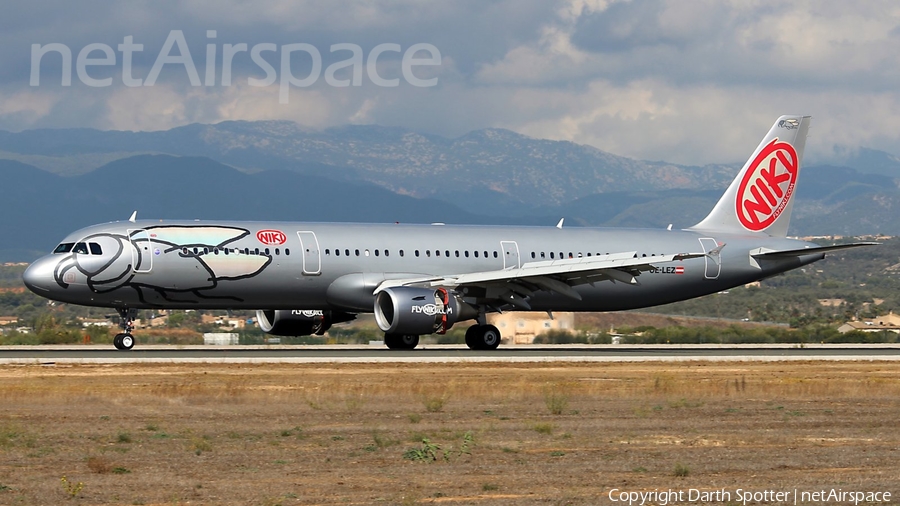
113,308 -> 137,351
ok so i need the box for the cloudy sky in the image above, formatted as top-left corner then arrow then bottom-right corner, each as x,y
3,0 -> 900,164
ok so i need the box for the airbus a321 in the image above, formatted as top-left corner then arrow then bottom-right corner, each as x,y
22,115 -> 874,350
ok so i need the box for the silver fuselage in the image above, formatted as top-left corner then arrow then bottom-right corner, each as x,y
22,220 -> 821,313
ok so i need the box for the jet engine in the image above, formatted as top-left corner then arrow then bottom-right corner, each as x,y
256,309 -> 356,336
374,287 -> 477,335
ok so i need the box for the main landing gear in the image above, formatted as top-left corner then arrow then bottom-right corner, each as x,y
465,324 -> 501,350
384,333 -> 419,350
113,308 -> 137,351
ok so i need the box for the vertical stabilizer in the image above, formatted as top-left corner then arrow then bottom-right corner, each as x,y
690,115 -> 810,237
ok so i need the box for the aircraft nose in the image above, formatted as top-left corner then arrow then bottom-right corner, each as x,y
23,257 -> 55,293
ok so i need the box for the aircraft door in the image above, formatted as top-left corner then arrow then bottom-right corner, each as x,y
296,231 -> 321,275
501,241 -> 520,269
698,237 -> 721,280
128,229 -> 153,273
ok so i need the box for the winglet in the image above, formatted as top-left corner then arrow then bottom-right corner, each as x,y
556,218 -> 564,229
128,211 -> 137,223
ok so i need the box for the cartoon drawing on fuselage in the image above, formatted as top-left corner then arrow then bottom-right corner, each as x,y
23,116 -> 876,351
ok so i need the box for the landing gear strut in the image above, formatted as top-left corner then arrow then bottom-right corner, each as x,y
384,333 -> 419,350
113,308 -> 137,351
465,324 -> 501,350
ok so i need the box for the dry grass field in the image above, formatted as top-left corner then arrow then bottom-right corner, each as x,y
0,361 -> 899,505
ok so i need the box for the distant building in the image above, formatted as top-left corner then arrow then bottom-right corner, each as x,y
201,314 -> 246,329
79,318 -> 111,327
0,316 -> 18,326
203,332 -> 239,345
838,312 -> 900,333
488,312 -> 574,344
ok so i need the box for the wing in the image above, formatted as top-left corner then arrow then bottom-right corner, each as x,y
375,250 -> 705,310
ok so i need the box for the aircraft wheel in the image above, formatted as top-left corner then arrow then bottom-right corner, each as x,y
113,333 -> 124,350
465,325 -> 482,350
399,334 -> 419,349
480,325 -> 502,350
384,333 -> 419,350
120,334 -> 135,351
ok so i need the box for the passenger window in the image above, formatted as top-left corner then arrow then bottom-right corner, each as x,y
53,243 -> 75,254
385,250 -> 390,257
415,250 -> 420,257
435,250 -> 440,257
474,251 -> 479,258
73,242 -> 88,254
285,248 -> 290,255
335,249 -> 340,256
345,249 -> 350,256
455,250 -> 459,257
541,252 -> 546,259
550,252 -> 555,259
493,251 -> 498,258
400,250 -> 404,257
531,252 -> 535,259
89,243 -> 102,255
325,249 -> 330,255
265,248 -> 270,255
465,251 -> 469,257
224,248 -> 230,255
484,251 -> 488,258
275,248 -> 280,255
426,250 -> 431,257
445,250 -> 450,257
375,250 -> 380,256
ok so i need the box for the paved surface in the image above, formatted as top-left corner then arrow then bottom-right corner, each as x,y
1,344 -> 899,363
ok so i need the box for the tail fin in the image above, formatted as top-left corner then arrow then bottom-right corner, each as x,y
690,115 -> 810,237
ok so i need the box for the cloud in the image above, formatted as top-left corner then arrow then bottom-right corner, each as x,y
2,0 -> 900,164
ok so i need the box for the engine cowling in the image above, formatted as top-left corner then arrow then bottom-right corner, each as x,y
374,287 -> 476,335
256,310 -> 356,336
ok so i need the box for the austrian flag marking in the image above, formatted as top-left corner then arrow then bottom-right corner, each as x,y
256,229 -> 287,245
735,138 -> 799,231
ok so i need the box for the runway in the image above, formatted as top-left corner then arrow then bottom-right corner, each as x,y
1,343 -> 899,364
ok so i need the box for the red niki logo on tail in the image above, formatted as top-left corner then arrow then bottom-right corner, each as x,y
735,138 -> 799,231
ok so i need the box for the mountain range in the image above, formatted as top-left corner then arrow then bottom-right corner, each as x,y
1,121 -> 899,261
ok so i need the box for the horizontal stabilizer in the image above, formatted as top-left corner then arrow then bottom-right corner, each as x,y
751,242 -> 879,259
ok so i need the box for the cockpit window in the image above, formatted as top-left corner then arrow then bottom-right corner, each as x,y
53,243 -> 74,254
72,242 -> 89,254
89,243 -> 102,255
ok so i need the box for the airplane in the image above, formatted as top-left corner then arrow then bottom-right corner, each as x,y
22,115 -> 875,351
